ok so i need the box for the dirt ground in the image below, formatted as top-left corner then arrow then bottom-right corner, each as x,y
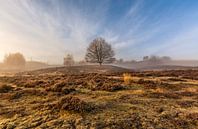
0,68 -> 197,129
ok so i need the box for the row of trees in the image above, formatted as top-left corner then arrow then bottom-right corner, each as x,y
2,37 -> 114,68
63,37 -> 172,66
4,38 -> 172,67
3,53 -> 26,68
143,56 -> 171,62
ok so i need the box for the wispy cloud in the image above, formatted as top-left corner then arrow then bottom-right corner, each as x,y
0,0 -> 108,63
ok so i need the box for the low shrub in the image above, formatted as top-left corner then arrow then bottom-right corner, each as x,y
136,79 -> 157,89
62,87 -> 76,95
46,82 -> 66,92
167,77 -> 186,82
186,112 -> 198,122
57,96 -> 94,113
92,83 -> 125,92
0,84 -> 13,93
145,92 -> 181,99
177,100 -> 196,108
22,80 -> 45,88
46,82 -> 76,95
177,91 -> 197,97
10,89 -> 47,98
9,92 -> 23,100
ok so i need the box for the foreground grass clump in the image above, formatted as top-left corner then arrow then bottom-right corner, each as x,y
0,84 -> 13,93
57,96 -> 94,113
123,73 -> 133,84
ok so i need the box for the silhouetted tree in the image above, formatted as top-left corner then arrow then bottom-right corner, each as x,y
64,54 -> 74,66
4,53 -> 26,68
118,58 -> 124,63
149,55 -> 160,62
85,37 -> 115,65
161,56 -> 171,62
143,56 -> 149,61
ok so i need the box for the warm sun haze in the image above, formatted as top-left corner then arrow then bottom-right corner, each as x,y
0,0 -> 198,64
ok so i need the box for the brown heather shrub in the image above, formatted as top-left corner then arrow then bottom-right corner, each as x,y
186,112 -> 198,122
0,84 -> 13,93
23,80 -> 45,88
9,92 -> 23,100
177,91 -> 198,97
145,92 -> 181,99
176,100 -> 197,108
167,77 -> 186,82
46,82 -> 67,92
86,76 -> 125,92
57,96 -> 94,113
92,82 -> 125,92
62,87 -> 76,94
136,79 -> 157,89
11,89 -> 47,98
46,82 -> 76,95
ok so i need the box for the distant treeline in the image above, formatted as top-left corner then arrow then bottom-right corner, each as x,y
115,56 -> 172,64
0,53 -> 48,71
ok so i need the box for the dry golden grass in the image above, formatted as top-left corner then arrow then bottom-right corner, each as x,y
0,69 -> 198,128
123,73 -> 133,84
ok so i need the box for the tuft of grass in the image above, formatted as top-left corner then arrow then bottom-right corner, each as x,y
123,73 -> 133,85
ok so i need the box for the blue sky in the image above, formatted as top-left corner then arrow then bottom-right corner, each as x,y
0,0 -> 198,64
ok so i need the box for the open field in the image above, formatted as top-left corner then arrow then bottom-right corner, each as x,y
0,66 -> 198,129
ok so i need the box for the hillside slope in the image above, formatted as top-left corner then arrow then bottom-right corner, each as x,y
24,65 -> 132,75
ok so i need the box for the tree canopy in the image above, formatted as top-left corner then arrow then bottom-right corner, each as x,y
85,37 -> 115,65
4,53 -> 26,68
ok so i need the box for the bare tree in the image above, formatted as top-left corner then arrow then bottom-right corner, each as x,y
64,54 -> 74,66
85,37 -> 115,65
4,53 -> 26,68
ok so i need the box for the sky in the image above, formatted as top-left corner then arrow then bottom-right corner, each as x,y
0,0 -> 198,64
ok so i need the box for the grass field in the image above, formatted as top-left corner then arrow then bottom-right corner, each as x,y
0,66 -> 197,129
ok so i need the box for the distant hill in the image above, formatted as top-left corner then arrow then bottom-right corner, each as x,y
0,61 -> 49,73
25,61 -> 49,70
135,65 -> 198,71
115,60 -> 198,70
165,60 -> 198,66
24,65 -> 132,75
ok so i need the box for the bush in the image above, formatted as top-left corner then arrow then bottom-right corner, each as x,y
23,80 -> 45,88
46,82 -> 76,94
92,83 -> 125,92
62,87 -> 76,95
57,96 -> 94,113
46,82 -> 66,92
0,85 -> 13,93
